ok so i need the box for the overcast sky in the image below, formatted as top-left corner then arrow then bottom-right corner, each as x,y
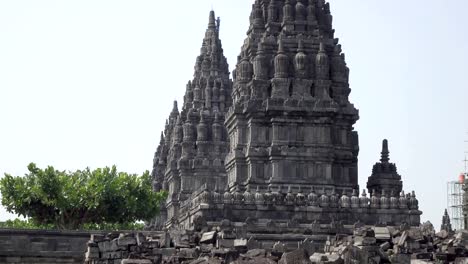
0,0 -> 467,229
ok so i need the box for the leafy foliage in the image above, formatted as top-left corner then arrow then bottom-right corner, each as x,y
0,218 -> 55,229
0,163 -> 166,230
0,218 -> 145,231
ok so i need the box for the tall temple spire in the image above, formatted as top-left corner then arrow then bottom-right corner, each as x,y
151,10 -> 232,228
225,0 -> 359,193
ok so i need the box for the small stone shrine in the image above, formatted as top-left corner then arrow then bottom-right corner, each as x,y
149,0 -> 422,236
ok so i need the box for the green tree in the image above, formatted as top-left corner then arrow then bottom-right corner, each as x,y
0,163 -> 166,230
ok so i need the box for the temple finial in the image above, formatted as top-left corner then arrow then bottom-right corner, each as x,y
319,42 -> 326,53
172,100 -> 178,113
199,110 -> 205,123
298,39 -> 305,53
208,10 -> 216,30
278,37 -> 285,54
380,139 -> 390,163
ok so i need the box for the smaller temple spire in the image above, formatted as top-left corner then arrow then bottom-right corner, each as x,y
170,100 -> 179,116
380,139 -> 390,163
441,209 -> 453,232
278,38 -> 285,54
160,131 -> 165,143
274,38 -> 289,78
316,42 -> 330,80
297,39 -> 305,53
367,139 -> 402,195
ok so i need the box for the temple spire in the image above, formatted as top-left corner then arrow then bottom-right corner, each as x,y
367,139 -> 402,195
208,10 -> 216,30
170,100 -> 179,117
380,139 -> 390,163
441,209 -> 453,232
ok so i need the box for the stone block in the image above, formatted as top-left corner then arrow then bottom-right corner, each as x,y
179,248 -> 199,259
143,239 -> 161,249
118,236 -> 137,247
398,231 -> 408,246
121,259 -> 152,264
200,231 -> 217,244
234,239 -> 248,248
272,241 -> 286,253
354,236 -> 376,246
217,238 -> 234,248
242,249 -> 266,258
412,252 -> 431,260
389,253 -> 410,264
85,247 -> 100,259
152,247 -> 176,256
135,233 -> 146,246
374,227 -> 391,241
380,242 -> 391,251
246,237 -> 261,250
278,249 -> 307,264
310,253 -> 342,264
455,258 -> 468,264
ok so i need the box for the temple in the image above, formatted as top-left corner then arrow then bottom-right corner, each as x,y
149,0 -> 421,235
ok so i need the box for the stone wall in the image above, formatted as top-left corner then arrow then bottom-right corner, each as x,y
0,229 -> 102,264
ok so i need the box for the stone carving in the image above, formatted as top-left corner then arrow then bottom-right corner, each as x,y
360,190 -> 369,208
370,190 -> 380,209
296,187 -> 306,206
255,186 -> 264,205
380,189 -> 389,209
319,190 -> 329,208
390,191 -> 399,209
308,187 -> 319,206
340,191 -> 350,209
350,189 -> 359,209
223,188 -> 233,205
243,186 -> 254,205
285,186 -> 295,206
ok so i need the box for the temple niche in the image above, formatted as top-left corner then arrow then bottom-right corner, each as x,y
148,0 -> 421,236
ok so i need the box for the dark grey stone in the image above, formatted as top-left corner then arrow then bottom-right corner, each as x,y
148,0 -> 422,235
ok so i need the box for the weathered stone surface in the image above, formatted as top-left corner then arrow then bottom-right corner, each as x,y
0,229 -> 93,264
200,231 -> 217,244
121,259 -> 152,264
118,234 -> 137,246
149,0 -> 422,232
279,249 -> 309,264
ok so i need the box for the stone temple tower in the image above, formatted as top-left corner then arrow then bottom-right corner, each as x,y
150,1 -> 421,232
150,11 -> 233,229
225,0 -> 359,195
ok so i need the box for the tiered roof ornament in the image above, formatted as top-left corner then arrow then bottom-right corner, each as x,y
367,139 -> 403,195
441,209 -> 453,233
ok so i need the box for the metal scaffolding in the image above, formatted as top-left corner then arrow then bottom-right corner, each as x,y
447,179 -> 466,230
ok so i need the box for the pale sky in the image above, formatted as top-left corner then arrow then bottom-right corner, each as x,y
0,0 -> 467,229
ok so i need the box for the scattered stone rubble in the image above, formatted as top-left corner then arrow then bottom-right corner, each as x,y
84,221 -> 468,264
